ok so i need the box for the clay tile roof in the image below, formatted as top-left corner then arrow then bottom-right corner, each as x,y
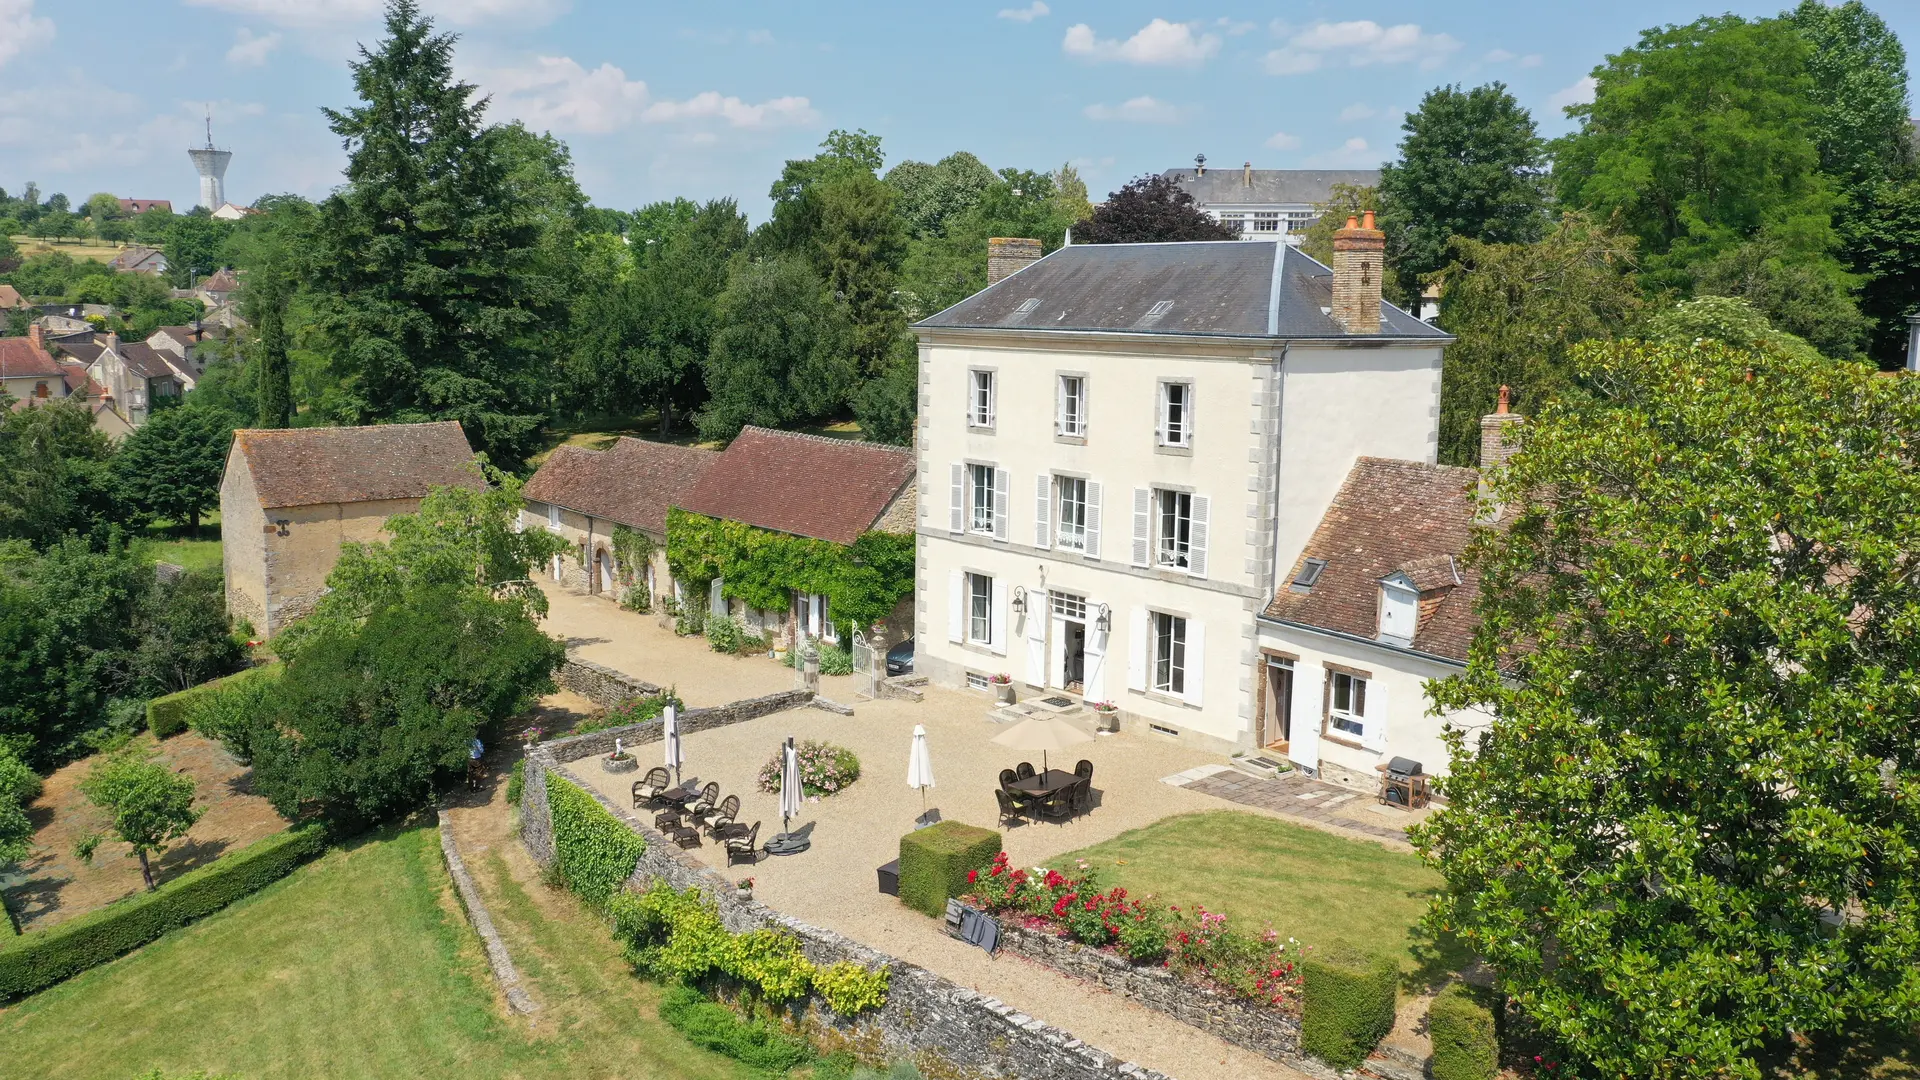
677,427 -> 915,545
58,361 -> 102,397
1263,457 -> 1482,663
0,336 -> 63,379
232,421 -> 483,509
524,437 -> 720,536
200,269 -> 239,292
0,285 -> 27,310
118,342 -> 175,379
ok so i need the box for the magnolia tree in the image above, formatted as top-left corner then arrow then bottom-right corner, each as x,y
1414,340 -> 1920,1077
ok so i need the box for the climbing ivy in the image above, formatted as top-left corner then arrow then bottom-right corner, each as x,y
610,524 -> 656,611
665,510 -> 913,637
548,777 -> 646,908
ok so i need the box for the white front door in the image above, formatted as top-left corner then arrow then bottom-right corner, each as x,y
1289,664 -> 1322,773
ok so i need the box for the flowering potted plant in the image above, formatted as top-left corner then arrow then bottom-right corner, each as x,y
601,736 -> 638,773
990,672 -> 1015,705
1087,700 -> 1119,732
736,876 -> 755,900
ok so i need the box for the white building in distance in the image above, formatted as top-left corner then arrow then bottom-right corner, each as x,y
1164,163 -> 1379,245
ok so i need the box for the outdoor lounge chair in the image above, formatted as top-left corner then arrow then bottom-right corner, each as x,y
686,781 -> 720,819
632,766 -> 673,807
698,794 -> 740,835
725,821 -> 761,866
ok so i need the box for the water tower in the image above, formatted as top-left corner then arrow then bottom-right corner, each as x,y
187,109 -> 231,211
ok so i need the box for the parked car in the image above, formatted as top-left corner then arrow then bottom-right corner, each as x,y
885,637 -> 914,676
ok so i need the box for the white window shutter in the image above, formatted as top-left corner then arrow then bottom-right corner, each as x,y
993,469 -> 1011,542
949,463 -> 965,534
1054,378 -> 1065,436
1184,619 -> 1205,707
1025,598 -> 1047,686
1362,679 -> 1388,752
1188,494 -> 1210,579
1290,671 -> 1322,771
1084,624 -> 1108,701
1127,607 -> 1149,692
947,571 -> 964,643
1085,482 -> 1102,560
1034,474 -> 1051,548
1131,488 -> 1151,567
990,579 -> 1009,656
1155,385 -> 1168,444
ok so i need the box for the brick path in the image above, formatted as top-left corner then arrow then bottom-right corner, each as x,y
1160,764 -> 1414,846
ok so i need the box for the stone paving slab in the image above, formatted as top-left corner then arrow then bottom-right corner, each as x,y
1169,769 -> 1414,845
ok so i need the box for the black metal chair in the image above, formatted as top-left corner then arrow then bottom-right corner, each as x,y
632,766 -> 672,807
725,821 -> 761,866
1016,761 -> 1036,780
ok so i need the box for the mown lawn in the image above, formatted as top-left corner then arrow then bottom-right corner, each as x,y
150,537 -> 222,576
0,823 -> 759,1080
1056,810 -> 1462,978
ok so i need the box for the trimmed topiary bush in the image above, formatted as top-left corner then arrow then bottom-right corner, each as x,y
547,776 -> 645,908
0,824 -> 327,1002
898,820 -> 1000,918
1429,982 -> 1498,1080
1300,947 -> 1398,1070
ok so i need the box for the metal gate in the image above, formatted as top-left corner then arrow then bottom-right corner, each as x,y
851,629 -> 877,701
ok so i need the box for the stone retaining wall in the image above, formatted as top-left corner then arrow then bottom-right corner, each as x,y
437,810 -> 537,1015
520,745 -> 1178,1080
555,656 -> 665,708
542,688 -> 816,763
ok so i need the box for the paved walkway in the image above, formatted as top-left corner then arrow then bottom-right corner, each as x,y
1161,764 -> 1425,848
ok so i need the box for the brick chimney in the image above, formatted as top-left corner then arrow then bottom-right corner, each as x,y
1243,161 -> 1252,187
1331,210 -> 1385,335
987,238 -> 1043,285
27,323 -> 43,352
1479,385 -> 1524,468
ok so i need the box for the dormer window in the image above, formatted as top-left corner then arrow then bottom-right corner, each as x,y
1378,572 -> 1418,645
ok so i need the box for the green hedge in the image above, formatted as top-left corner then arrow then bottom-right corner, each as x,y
1300,947 -> 1398,1070
150,663 -> 282,741
1429,982 -> 1498,1080
657,983 -> 814,1071
0,824 -> 327,1002
547,776 -> 645,908
898,821 -> 999,918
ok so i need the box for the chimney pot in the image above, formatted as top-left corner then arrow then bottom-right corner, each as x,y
27,323 -> 43,350
1330,210 -> 1387,335
1480,388 -> 1524,468
1362,209 -> 1376,230
986,237 -> 1044,285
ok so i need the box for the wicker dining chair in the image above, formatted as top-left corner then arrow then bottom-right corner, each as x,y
699,794 -> 740,835
632,766 -> 672,807
725,822 -> 761,866
1015,761 -> 1036,780
995,788 -> 1025,827
1074,759 -> 1094,782
998,768 -> 1020,790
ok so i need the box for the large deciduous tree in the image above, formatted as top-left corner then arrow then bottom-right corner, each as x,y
308,0 -> 562,469
1415,338 -> 1920,1078
115,403 -> 237,536
1072,174 -> 1236,244
1378,82 -> 1548,293
0,397 -> 132,548
698,256 -> 855,442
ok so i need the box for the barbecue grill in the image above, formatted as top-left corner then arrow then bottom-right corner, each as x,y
1376,757 -> 1430,810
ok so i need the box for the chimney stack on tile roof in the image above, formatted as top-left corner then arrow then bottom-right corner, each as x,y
987,238 -> 1043,285
1243,161 -> 1252,187
1331,210 -> 1385,335
1479,385 -> 1524,469
27,323 -> 43,351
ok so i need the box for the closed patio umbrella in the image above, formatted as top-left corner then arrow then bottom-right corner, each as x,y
990,714 -> 1093,777
779,736 -> 802,836
906,725 -> 935,811
663,704 -> 683,785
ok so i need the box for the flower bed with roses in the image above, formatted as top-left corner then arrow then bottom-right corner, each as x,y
962,852 -> 1306,1010
754,740 -> 861,798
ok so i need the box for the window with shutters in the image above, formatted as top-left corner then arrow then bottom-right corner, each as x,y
968,464 -> 996,535
1055,476 -> 1087,552
1155,488 -> 1192,570
969,369 -> 996,429
1158,381 -> 1192,448
1151,612 -> 1186,695
966,573 -> 993,645
1328,671 -> 1367,738
1057,375 -> 1086,438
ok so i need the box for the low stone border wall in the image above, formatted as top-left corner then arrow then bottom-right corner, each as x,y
543,688 -> 817,763
556,656 -> 666,708
519,746 -> 1178,1080
437,810 -> 537,1016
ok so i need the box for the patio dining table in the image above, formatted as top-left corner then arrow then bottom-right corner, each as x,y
1007,769 -> 1080,797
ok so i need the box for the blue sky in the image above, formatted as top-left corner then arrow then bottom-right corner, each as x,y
2,1 -> 1916,221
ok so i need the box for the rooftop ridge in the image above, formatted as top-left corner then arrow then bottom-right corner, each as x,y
735,425 -> 911,455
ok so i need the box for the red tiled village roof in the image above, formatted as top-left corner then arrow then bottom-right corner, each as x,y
677,426 -> 914,545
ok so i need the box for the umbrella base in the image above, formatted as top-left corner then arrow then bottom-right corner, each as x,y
765,834 -> 811,856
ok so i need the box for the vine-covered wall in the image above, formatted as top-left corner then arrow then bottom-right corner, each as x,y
665,509 -> 913,636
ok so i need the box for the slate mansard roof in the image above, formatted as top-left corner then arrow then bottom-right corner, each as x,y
916,241 -> 1446,341
231,421 -> 483,509
1160,167 -> 1381,207
524,437 -> 720,536
1262,457 -> 1482,663
677,427 -> 915,546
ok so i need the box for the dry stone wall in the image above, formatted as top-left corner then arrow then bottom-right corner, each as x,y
555,657 -> 665,707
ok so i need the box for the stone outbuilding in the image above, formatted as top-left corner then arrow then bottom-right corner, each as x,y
521,436 -> 719,606
220,421 -> 482,636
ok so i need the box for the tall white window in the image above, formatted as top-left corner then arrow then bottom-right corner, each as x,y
1252,212 -> 1281,233
1329,671 -> 1368,738
1055,476 -> 1088,551
967,573 -> 993,644
970,369 -> 996,428
1155,488 -> 1192,570
1159,382 -> 1192,447
1152,612 -> 1187,695
1057,375 -> 1086,437
968,464 -> 996,534
547,504 -> 561,530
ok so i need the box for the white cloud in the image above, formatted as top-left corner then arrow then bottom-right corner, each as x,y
1548,75 -> 1597,112
1338,103 -> 1377,121
1215,17 -> 1256,36
1063,19 -> 1220,66
1483,48 -> 1514,63
1264,131 -> 1302,150
1082,96 -> 1184,124
227,28 -> 282,66
998,1 -> 1048,22
183,0 -> 568,28
1520,53 -> 1543,67
1306,136 -> 1379,168
0,0 -> 55,69
1264,20 -> 1461,75
480,56 -> 817,135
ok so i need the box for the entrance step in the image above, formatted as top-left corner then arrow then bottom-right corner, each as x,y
1024,693 -> 1084,717
1229,752 -> 1291,779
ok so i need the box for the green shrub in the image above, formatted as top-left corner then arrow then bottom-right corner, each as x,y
817,642 -> 852,676
898,821 -> 1000,918
505,760 -> 525,806
1299,947 -> 1399,1070
755,740 -> 860,798
707,615 -> 742,654
575,690 -> 683,736
547,777 -> 645,907
658,983 -> 813,1072
812,960 -> 890,1016
0,824 -> 327,1002
178,663 -> 283,757
1429,982 -> 1498,1080
145,685 -> 205,738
